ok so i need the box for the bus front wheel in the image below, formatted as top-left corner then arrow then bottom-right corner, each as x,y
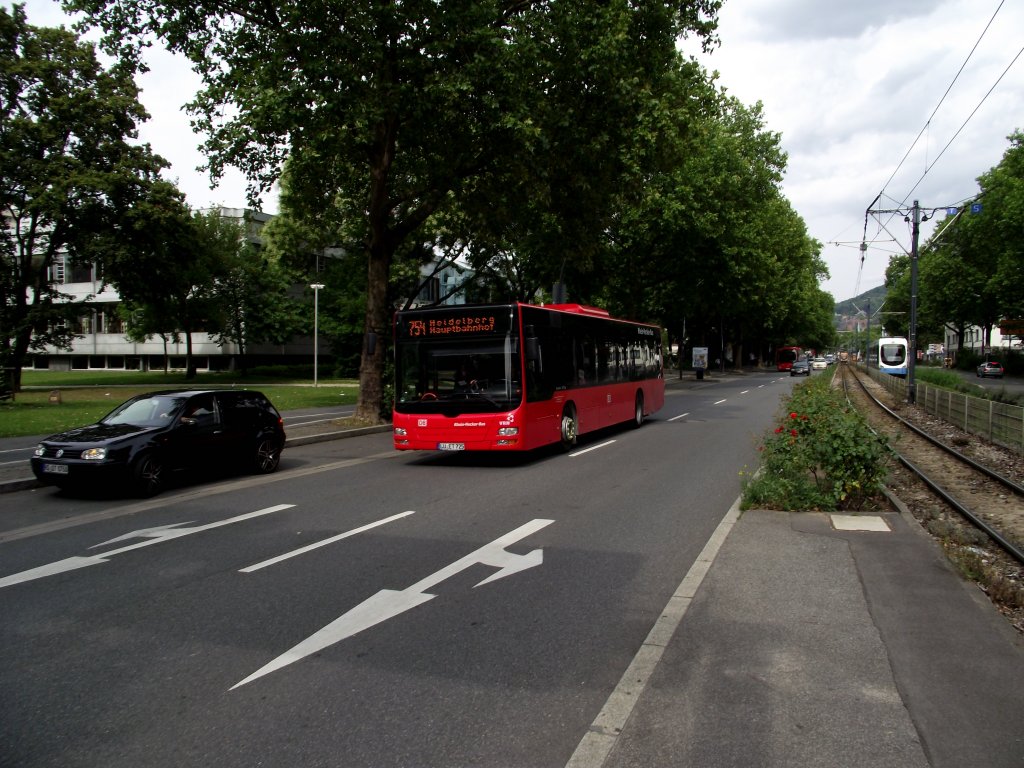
560,406 -> 578,451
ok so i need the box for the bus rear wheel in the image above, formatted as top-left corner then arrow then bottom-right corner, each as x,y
632,391 -> 644,428
560,405 -> 578,451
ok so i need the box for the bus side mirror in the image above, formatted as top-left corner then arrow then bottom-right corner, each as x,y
525,336 -> 540,362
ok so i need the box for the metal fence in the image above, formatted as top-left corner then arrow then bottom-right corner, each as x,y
862,365 -> 1023,455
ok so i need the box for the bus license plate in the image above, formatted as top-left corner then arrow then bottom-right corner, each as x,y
43,463 -> 69,475
437,442 -> 465,451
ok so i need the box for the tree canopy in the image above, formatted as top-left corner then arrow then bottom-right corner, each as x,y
67,0 -> 729,418
0,3 -> 167,389
15,0 -> 844,411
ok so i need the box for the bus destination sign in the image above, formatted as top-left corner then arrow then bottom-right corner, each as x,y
405,315 -> 498,337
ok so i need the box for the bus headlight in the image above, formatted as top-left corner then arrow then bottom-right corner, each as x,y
394,427 -> 407,436
497,427 -> 519,436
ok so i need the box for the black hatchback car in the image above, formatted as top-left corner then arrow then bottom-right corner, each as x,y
31,390 -> 286,496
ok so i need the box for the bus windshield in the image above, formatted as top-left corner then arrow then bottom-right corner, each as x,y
396,337 -> 522,414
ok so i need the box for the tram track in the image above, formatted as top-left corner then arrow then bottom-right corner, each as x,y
838,363 -> 1024,630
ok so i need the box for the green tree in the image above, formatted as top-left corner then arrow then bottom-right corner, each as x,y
0,4 -> 166,390
68,0 -> 723,421
89,181 -> 221,378
969,132 -> 1024,324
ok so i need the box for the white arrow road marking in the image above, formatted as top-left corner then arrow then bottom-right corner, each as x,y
232,518 -> 555,690
0,504 -> 294,590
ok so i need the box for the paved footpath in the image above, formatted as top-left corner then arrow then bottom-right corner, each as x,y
584,506 -> 1024,768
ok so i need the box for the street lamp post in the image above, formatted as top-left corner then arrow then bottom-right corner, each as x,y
310,283 -> 325,387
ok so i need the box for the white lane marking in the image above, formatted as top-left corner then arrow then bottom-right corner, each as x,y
2,452 -> 401,544
240,511 -> 416,573
758,385 -> 765,388
740,390 -> 749,394
667,413 -> 689,422
569,440 -> 616,457
0,505 -> 294,590
565,496 -> 742,768
713,399 -> 727,405
232,518 -> 555,689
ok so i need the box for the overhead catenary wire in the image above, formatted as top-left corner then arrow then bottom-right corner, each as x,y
856,0 -> 1014,292
874,0 -> 1006,198
897,42 -> 1024,205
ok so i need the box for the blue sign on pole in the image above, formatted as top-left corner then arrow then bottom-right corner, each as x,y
971,203 -> 983,214
946,207 -> 959,216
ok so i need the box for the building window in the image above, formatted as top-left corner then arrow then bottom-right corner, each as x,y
98,308 -> 124,334
68,261 -> 93,283
417,277 -> 441,304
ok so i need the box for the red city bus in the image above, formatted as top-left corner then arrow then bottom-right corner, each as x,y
775,346 -> 803,371
392,303 -> 665,451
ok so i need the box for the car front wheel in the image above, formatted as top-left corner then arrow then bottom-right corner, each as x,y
131,453 -> 164,497
253,438 -> 281,474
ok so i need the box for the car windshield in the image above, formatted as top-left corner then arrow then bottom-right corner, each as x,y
102,395 -> 188,427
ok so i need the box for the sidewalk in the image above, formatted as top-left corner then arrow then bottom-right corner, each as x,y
595,506 -> 1024,768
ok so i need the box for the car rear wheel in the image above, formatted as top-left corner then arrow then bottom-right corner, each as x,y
253,438 -> 281,474
132,453 -> 164,497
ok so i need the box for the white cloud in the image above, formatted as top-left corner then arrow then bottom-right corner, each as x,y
691,0 -> 1024,300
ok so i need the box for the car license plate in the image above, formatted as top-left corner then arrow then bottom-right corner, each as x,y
43,463 -> 69,475
437,442 -> 465,451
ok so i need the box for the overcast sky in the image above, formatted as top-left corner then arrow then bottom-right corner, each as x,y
18,0 -> 1024,303
687,0 -> 1024,301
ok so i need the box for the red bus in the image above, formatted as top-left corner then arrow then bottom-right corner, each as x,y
775,346 -> 803,372
393,303 -> 665,451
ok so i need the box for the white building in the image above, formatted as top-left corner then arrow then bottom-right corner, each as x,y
29,210 -> 477,372
944,323 -> 1021,357
32,208 -> 284,372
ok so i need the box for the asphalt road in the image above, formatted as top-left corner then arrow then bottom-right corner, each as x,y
0,374 -> 795,768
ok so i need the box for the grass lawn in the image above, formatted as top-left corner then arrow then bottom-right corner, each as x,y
1,370 -> 360,438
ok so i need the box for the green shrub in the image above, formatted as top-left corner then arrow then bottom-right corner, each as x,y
742,375 -> 890,511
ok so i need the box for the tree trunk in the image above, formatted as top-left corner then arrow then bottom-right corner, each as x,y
354,239 -> 390,423
354,112 -> 399,424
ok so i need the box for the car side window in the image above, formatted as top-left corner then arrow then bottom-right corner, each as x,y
183,394 -> 217,426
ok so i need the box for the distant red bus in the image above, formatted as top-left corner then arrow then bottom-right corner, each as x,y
775,346 -> 803,371
392,303 -> 665,451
